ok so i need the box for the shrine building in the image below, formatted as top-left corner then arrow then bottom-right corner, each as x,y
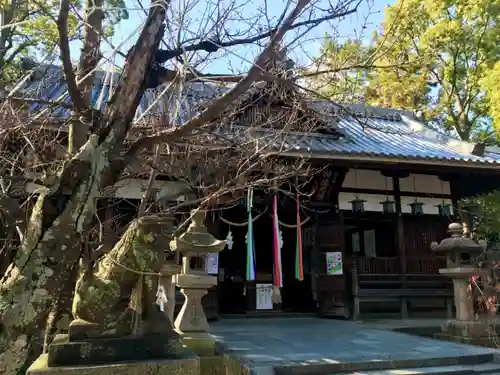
12,63 -> 500,321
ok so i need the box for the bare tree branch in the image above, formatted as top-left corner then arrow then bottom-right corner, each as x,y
57,0 -> 85,111
69,0 -> 105,153
155,0 -> 362,66
98,4 -> 168,146
76,0 -> 104,107
122,0 -> 316,163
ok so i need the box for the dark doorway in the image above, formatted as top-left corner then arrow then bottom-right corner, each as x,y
218,205 -> 316,314
280,225 -> 316,312
218,217 -> 247,314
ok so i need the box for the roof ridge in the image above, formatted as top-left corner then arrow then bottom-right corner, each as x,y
400,115 -> 479,155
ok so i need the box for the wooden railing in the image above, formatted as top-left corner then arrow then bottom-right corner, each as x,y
406,256 -> 446,274
354,256 -> 446,275
356,257 -> 400,274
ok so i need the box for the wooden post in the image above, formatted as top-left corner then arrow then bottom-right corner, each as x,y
448,175 -> 461,222
351,258 -> 360,320
393,175 -> 408,318
311,213 -> 320,305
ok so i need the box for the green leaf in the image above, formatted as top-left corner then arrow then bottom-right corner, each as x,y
311,0 -> 500,143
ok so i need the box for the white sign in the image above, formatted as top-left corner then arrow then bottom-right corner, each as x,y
256,283 -> 273,310
326,252 -> 343,275
206,253 -> 219,275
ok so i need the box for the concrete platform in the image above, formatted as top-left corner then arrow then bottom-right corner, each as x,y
210,317 -> 500,374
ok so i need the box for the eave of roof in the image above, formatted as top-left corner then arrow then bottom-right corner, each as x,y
280,150 -> 500,169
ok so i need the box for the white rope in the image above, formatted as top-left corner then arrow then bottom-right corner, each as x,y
219,212 -> 265,227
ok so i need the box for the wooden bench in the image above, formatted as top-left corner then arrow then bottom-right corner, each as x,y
352,276 -> 402,319
352,271 -> 453,320
402,276 -> 453,318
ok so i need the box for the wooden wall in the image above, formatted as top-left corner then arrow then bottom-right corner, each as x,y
404,216 -> 449,257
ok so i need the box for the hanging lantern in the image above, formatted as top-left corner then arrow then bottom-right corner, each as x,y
409,200 -> 424,215
437,179 -> 452,219
408,175 -> 424,215
350,197 -> 366,213
380,198 -> 396,214
380,177 -> 395,214
437,202 -> 452,217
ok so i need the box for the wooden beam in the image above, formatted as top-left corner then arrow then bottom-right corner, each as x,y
302,157 -> 500,174
340,187 -> 451,199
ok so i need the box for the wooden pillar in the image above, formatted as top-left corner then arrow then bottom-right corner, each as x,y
310,213 -> 320,304
314,168 -> 348,318
449,176 -> 460,221
393,175 -> 408,318
393,176 -> 406,274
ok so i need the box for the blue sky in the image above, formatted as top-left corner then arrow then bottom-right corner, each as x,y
70,0 -> 393,74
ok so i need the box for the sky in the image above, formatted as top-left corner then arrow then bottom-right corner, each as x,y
71,0 -> 394,75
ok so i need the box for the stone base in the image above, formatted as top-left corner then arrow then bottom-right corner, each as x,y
199,355 -> 248,375
176,274 -> 217,289
27,352 -> 199,375
181,332 -> 217,356
441,319 -> 497,338
47,333 -> 184,367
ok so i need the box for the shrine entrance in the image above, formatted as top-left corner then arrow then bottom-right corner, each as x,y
217,204 -> 316,315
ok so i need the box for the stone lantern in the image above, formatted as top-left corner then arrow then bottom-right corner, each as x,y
431,222 -> 487,338
169,209 -> 226,355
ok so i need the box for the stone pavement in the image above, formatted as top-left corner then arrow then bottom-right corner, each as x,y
210,317 -> 500,374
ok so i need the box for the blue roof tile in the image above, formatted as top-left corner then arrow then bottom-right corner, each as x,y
16,67 -> 500,167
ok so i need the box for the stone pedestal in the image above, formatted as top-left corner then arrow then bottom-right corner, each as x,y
162,263 -> 182,323
26,318 -> 198,375
27,353 -> 199,375
439,267 -> 488,338
174,273 -> 218,355
431,223 -> 489,340
440,319 -> 495,339
48,320 -> 184,366
440,267 -> 478,321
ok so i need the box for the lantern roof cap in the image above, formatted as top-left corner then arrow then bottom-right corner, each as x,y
430,223 -> 486,255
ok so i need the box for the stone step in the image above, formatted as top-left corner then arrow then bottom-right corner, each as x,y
251,357 -> 500,375
334,361 -> 500,374
272,353 -> 496,375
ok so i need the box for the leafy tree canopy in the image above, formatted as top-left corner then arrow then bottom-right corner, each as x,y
313,0 -> 500,143
461,192 -> 500,244
0,0 -> 128,89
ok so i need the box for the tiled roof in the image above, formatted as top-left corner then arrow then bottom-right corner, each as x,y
19,66 -> 231,125
15,66 -> 500,168
278,103 -> 500,166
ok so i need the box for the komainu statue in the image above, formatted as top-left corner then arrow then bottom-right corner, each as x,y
46,215 -> 183,367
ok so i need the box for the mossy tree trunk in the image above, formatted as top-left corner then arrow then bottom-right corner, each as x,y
0,6 -> 167,375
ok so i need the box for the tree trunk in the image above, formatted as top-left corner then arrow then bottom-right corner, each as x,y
0,5 -> 167,373
0,135 -> 112,374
